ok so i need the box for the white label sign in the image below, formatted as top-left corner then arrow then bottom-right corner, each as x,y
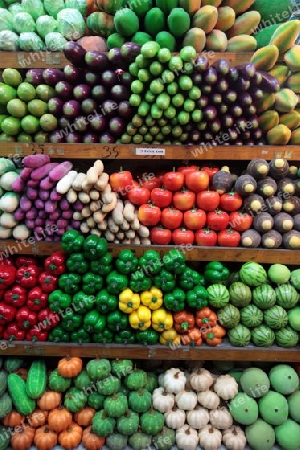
135,147 -> 166,156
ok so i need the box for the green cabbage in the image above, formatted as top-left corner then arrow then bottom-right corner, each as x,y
65,0 -> 87,16
57,8 -> 85,40
36,15 -> 58,39
4,0 -> 19,5
19,31 -> 45,50
0,9 -> 14,32
0,0 -> 5,7
8,3 -> 25,14
21,0 -> 46,20
0,30 -> 19,50
13,12 -> 36,33
43,0 -> 65,18
45,31 -> 67,50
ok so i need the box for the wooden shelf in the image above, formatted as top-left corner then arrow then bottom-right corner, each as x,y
1,341 -> 299,361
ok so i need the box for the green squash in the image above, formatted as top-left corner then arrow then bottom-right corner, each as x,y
97,375 -> 121,396
140,409 -> 165,435
144,372 -> 158,393
128,431 -> 152,450
111,359 -> 133,378
0,393 -> 12,419
119,383 -> 130,397
7,374 -> 35,415
0,371 -> 8,397
4,358 -> 23,373
26,360 -> 47,399
88,392 -> 105,409
125,369 -> 147,390
64,387 -> 87,413
106,433 -> 128,450
0,425 -> 10,450
152,426 -> 176,450
87,359 -> 111,381
74,369 -> 93,390
104,392 -> 128,418
49,369 -> 72,392
129,388 -> 152,413
117,409 -> 139,435
92,409 -> 116,437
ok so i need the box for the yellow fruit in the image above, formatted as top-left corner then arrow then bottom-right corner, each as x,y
284,45 -> 300,72
226,35 -> 257,52
206,29 -> 227,51
275,88 -> 299,113
222,0 -> 254,14
250,44 -> 279,71
269,64 -> 290,86
270,20 -> 300,54
279,111 -> 300,130
215,6 -> 235,31
267,124 -> 292,145
183,28 -> 206,52
192,5 -> 218,33
227,11 -> 261,38
258,110 -> 279,131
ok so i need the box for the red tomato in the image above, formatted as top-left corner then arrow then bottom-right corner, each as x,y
110,169 -> 133,194
206,210 -> 230,231
163,171 -> 185,191
150,227 -> 172,245
138,204 -> 161,226
183,208 -> 206,230
172,228 -> 195,245
127,186 -> 150,205
201,166 -> 219,183
185,170 -> 209,193
173,190 -> 196,211
220,192 -> 243,212
218,229 -> 241,247
195,228 -> 218,246
156,170 -> 165,184
161,208 -> 183,230
229,212 -> 253,231
197,190 -> 220,211
177,165 -> 198,175
151,187 -> 173,208
138,173 -> 161,191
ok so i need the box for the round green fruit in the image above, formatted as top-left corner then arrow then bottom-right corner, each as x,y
287,391 -> 300,422
245,419 -> 275,450
269,364 -> 299,394
268,263 -> 290,284
275,419 -> 300,450
252,284 -> 276,309
258,391 -> 289,425
0,85 -> 17,105
229,393 -> 259,425
288,306 -> 300,331
240,304 -> 263,328
240,368 -> 270,398
239,261 -> 267,286
6,99 -> 27,118
2,69 -> 22,87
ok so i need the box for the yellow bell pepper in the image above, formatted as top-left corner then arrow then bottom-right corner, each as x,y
151,308 -> 173,332
160,328 -> 181,347
129,305 -> 152,330
140,286 -> 163,310
119,288 -> 140,314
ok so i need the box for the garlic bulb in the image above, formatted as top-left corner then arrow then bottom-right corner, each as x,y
163,368 -> 186,394
176,425 -> 199,450
214,375 -> 239,400
152,387 -> 175,413
209,408 -> 233,430
223,426 -> 247,450
165,407 -> 186,429
186,407 -> 210,429
198,425 -> 222,450
190,368 -> 214,392
176,390 -> 198,411
198,390 -> 220,410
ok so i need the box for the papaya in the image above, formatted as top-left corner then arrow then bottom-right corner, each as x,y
267,124 -> 292,145
284,45 -> 300,72
144,7 -> 165,36
201,0 -> 222,6
156,31 -> 176,51
227,11 -> 261,38
179,0 -> 201,14
226,35 -> 257,52
107,32 -> 125,49
183,28 -> 206,52
156,0 -> 178,13
269,64 -> 290,86
256,93 -> 276,114
114,8 -> 139,36
258,110 -> 279,131
250,0 -> 292,24
279,111 -> 300,130
250,44 -> 279,71
167,7 -> 191,37
222,0 -> 254,14
286,72 -> 300,93
132,31 -> 152,46
192,5 -> 218,34
290,127 -> 300,144
215,7 -> 235,32
254,24 -> 281,49
128,0 -> 152,16
269,20 -> 300,54
206,30 -> 227,51
275,88 -> 299,113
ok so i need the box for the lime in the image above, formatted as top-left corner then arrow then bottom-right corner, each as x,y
157,48 -> 171,64
168,56 -> 183,72
141,41 -> 160,58
129,94 -> 141,107
183,62 -> 194,74
150,61 -> 163,76
189,86 -> 201,100
180,46 -> 197,62
28,99 -> 48,118
17,133 -> 33,143
0,133 -> 15,142
178,111 -> 190,125
167,82 -> 178,96
164,105 -> 176,119
7,99 -> 27,118
135,54 -> 151,69
0,85 -> 17,105
161,70 -> 175,84
138,69 -> 150,83
17,83 -> 36,102
2,69 -> 22,87
36,85 -> 55,102
145,90 -> 156,103
1,117 -> 21,136
172,93 -> 184,107
179,75 -> 193,91
184,99 -> 195,112
192,109 -> 203,123
150,79 -> 164,95
131,80 -> 144,94
156,93 -> 170,111
0,115 -> 8,128
129,62 -> 139,77
21,115 -> 40,134
34,131 -> 49,143
40,114 -> 58,131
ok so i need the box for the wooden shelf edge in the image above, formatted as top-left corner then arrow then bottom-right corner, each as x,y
0,341 -> 299,361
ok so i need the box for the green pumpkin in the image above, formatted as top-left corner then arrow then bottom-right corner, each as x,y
125,369 -> 147,390
104,392 -> 128,418
86,359 -> 111,381
129,388 -> 152,413
144,372 -> 158,393
119,383 -> 130,396
152,426 -> 176,450
128,431 -> 152,450
74,369 -> 93,390
49,369 -> 72,393
97,374 -> 121,396
88,392 -> 105,409
92,410 -> 116,437
4,358 -> 23,373
0,371 -> 8,397
106,433 -> 128,450
64,387 -> 87,413
111,359 -> 133,378
117,409 -> 139,435
0,425 -> 10,450
140,409 -> 165,435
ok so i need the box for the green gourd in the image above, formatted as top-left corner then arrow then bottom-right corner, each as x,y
88,392 -> 105,409
152,426 -> 176,450
64,387 -> 87,413
0,371 -> 8,396
140,409 -> 165,435
106,433 -> 128,450
97,375 -> 120,396
111,359 -> 133,379
125,369 -> 147,390
49,369 -> 72,392
7,374 -> 35,415
129,388 -> 152,413
128,431 -> 152,450
0,393 -> 12,418
86,359 -> 111,381
104,392 -> 128,418
119,383 -> 130,397
4,358 -> 23,373
117,409 -> 139,435
92,410 -> 116,437
26,360 -> 47,399
86,11 -> 115,37
0,425 -> 10,450
74,369 -> 92,390
144,372 -> 158,393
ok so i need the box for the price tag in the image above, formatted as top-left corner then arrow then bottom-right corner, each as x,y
31,243 -> 39,254
45,53 -> 61,65
135,148 -> 165,157
45,146 -> 55,155
24,346 -> 45,356
14,146 -> 23,157
56,147 -> 65,156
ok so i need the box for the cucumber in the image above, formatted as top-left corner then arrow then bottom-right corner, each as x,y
26,360 -> 47,399
7,374 -> 35,415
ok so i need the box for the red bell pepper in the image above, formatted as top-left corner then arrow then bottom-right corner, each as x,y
16,307 -> 37,330
3,322 -> 25,341
44,251 -> 67,275
38,272 -> 58,293
26,328 -> 48,342
38,308 -> 60,330
15,256 -> 37,268
4,285 -> 27,308
0,256 -> 14,266
0,265 -> 16,290
0,302 -> 16,325
16,265 -> 39,289
27,287 -> 48,311
0,325 -> 4,339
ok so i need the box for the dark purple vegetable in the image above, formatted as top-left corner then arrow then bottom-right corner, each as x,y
99,132 -> 115,143
25,219 -> 35,229
227,67 -> 239,83
59,199 -> 69,211
189,129 -> 201,142
50,190 -> 62,201
59,117 -> 71,128
261,230 -> 282,249
237,77 -> 250,91
27,179 -> 39,188
63,41 -> 86,68
238,93 -> 252,106
81,98 -> 97,115
35,199 -> 44,209
216,78 -> 228,92
204,106 -> 217,121
195,55 -> 209,73
120,42 -> 141,62
197,96 -> 209,109
228,128 -> 239,141
101,70 -> 118,88
241,229 -> 261,248
109,117 -> 125,136
252,71 -> 263,86
62,210 -> 73,220
63,100 -> 81,119
91,85 -> 107,102
73,116 -> 88,132
26,187 -> 38,200
120,72 -> 132,87
65,132 -> 82,143
243,104 -> 257,116
249,88 -> 263,100
14,208 -> 25,221
45,200 -> 57,213
229,105 -> 243,117
253,212 -> 274,233
90,114 -> 106,131
223,90 -> 237,103
212,59 -> 230,75
251,128 -> 263,140
63,65 -> 83,85
118,101 -> 133,118
39,190 -> 50,201
282,230 -> 300,249
85,71 -> 102,86
25,69 -> 44,86
55,81 -> 73,100
102,100 -> 118,117
209,119 -> 222,134
38,210 -> 47,218
71,220 -> 81,228
20,168 -> 33,181
274,212 -> 294,233
211,93 -> 222,104
293,213 -> 300,231
110,85 -> 130,101
221,114 -> 234,128
236,63 -> 256,79
73,84 -> 91,101
23,155 -> 50,168
73,200 -> 83,211
83,132 -> 98,143
257,70 -> 280,93
202,85 -> 212,95
85,51 -> 109,70
192,73 -> 202,86
48,98 -> 64,116
236,117 -> 248,131
107,47 -> 126,69
35,218 -> 44,227
56,228 -> 67,236
43,69 -> 64,86
12,177 -> 25,193
49,131 -> 65,143
218,103 -> 228,115
57,219 -> 69,228
27,209 -> 37,220
45,220 -> 55,228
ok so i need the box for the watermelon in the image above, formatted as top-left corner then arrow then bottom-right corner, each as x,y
207,284 -> 230,308
239,262 -> 267,287
268,264 -> 290,284
240,305 -> 264,328
252,284 -> 276,310
290,269 -> 300,290
217,305 -> 240,329
229,282 -> 252,307
263,306 -> 288,330
275,327 -> 299,347
275,284 -> 299,309
228,324 -> 251,347
251,325 -> 275,347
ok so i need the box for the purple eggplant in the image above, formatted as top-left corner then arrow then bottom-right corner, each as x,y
251,115 -> 259,129
209,119 -> 222,134
195,55 -> 209,73
204,67 -> 218,85
59,198 -> 70,211
211,93 -> 222,104
237,77 -> 251,91
85,71 -> 102,86
189,129 -> 201,143
228,129 -> 239,141
85,51 -> 109,70
73,116 -> 88,132
242,130 -> 251,140
109,117 -> 125,137
257,70 -> 280,93
218,103 -> 228,115
118,101 -> 133,118
223,90 -> 237,103
91,85 -> 107,102
26,187 -> 38,201
108,47 -> 126,69
249,87 -> 264,100
25,219 -> 35,230
202,84 -> 212,94
65,132 -> 82,143
120,42 -> 141,62
229,105 -> 243,117
238,92 -> 253,106
110,85 -> 130,101
73,84 -> 92,101
203,131 -> 215,142
49,131 -> 65,143
221,114 -> 234,128
63,65 -> 83,85
99,132 -> 116,143
63,41 -> 86,68
55,81 -> 74,100
101,99 -> 119,117
89,114 -> 107,132
83,132 -> 98,143
59,116 -> 71,128
35,218 -> 44,227
212,59 -> 230,75
227,67 -> 239,83
216,78 -> 228,93
204,106 -> 218,121
43,69 -> 64,86
25,69 -> 44,86
48,97 -> 64,116
236,117 -> 248,131
243,104 -> 257,116
63,100 -> 81,119
244,139 -> 255,146
120,72 -> 132,87
236,63 -> 256,79
252,128 -> 263,140
49,211 -> 59,220
101,70 -> 118,88
252,71 -> 263,86
197,96 -> 209,109
27,209 -> 37,220
81,98 -> 97,115
192,72 -> 202,86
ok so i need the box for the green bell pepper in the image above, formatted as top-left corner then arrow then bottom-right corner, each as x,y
66,253 -> 89,274
115,329 -> 136,344
107,310 -> 129,332
90,253 -> 113,276
115,249 -> 139,275
48,326 -> 70,342
71,329 -> 91,344
61,230 -> 84,253
136,329 -> 159,345
204,261 -> 230,284
179,268 -> 205,290
58,273 -> 81,295
164,288 -> 185,311
92,329 -> 114,343
154,269 -> 176,292
83,235 -> 107,260
73,291 -> 95,314
61,311 -> 83,332
186,285 -> 209,309
139,250 -> 162,275
106,270 -> 128,295
48,290 -> 71,312
163,249 -> 186,274
82,272 -> 103,295
129,270 -> 152,293
83,310 -> 106,333
95,290 -> 117,314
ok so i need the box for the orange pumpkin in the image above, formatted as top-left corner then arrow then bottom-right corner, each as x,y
57,356 -> 82,378
48,406 -> 73,433
82,426 -> 105,450
11,426 -> 35,450
34,426 -> 58,450
74,407 -> 96,426
28,409 -> 48,428
58,422 -> 83,450
3,410 -> 24,427
37,391 -> 62,410
14,368 -> 28,380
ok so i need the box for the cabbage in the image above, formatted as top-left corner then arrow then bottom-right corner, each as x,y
0,9 -> 14,32
65,0 -> 87,16
43,0 -> 65,18
21,0 -> 45,21
8,3 -> 25,14
0,0 -> 5,7
19,31 -> 45,51
0,30 -> 19,50
57,8 -> 85,40
13,12 -> 36,33
4,0 -> 18,5
36,15 -> 58,39
45,31 -> 67,50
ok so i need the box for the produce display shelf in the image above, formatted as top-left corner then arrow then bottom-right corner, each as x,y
3,142 -> 299,161
1,341 -> 299,361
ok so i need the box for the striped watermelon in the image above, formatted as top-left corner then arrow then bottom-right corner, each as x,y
229,282 -> 252,307
207,284 -> 230,308
240,305 -> 263,328
275,284 -> 299,309
228,324 -> 251,347
239,262 -> 267,287
217,305 -> 240,329
252,284 -> 276,310
275,327 -> 299,347
264,306 -> 288,330
251,325 -> 275,347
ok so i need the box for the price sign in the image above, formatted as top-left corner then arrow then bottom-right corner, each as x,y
24,346 -> 45,356
135,148 -> 165,157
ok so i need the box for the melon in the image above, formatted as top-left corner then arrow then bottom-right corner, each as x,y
207,284 -> 230,308
287,391 -> 300,422
258,391 -> 289,425
269,364 -> 299,394
275,284 -> 299,309
229,393 -> 259,425
240,368 -> 270,398
252,284 -> 276,309
263,305 -> 288,330
217,304 -> 240,329
228,324 -> 251,347
240,304 -> 263,327
245,419 -> 275,450
288,307 -> 300,331
228,368 -> 244,391
251,325 -> 275,347
275,419 -> 300,450
267,263 -> 290,284
229,282 -> 252,307
290,268 -> 300,290
239,261 -> 267,286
